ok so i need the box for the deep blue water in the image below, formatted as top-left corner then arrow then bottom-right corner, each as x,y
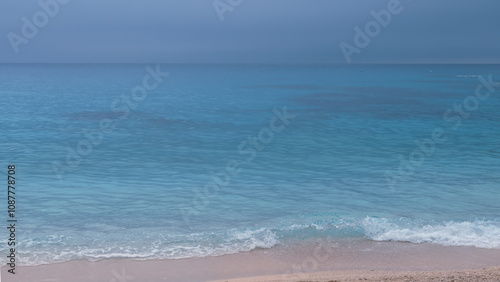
1,64 -> 499,265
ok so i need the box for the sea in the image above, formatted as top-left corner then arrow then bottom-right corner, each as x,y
1,64 -> 499,266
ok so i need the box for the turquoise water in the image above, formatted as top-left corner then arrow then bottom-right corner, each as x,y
1,64 -> 499,265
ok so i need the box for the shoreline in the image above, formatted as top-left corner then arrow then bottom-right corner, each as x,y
3,240 -> 500,281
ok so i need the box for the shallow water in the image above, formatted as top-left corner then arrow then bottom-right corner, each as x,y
1,64 -> 499,265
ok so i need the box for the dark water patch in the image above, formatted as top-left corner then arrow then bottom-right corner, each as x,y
241,84 -> 325,90
146,117 -> 194,126
292,89 -> 447,119
412,79 -> 466,84
67,111 -> 124,121
343,86 -> 423,97
343,86 -> 467,99
424,74 -> 458,78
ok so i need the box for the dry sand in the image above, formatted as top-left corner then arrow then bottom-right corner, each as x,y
211,267 -> 500,282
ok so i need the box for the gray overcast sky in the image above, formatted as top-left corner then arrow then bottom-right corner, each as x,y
1,0 -> 499,63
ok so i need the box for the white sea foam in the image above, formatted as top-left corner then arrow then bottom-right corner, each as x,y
4,217 -> 500,266
5,227 -> 279,266
363,217 -> 500,249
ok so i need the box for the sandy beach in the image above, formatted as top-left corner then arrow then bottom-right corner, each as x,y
3,240 -> 500,282
213,267 -> 500,282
